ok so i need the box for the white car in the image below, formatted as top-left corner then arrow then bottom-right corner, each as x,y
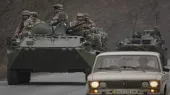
86,51 -> 170,95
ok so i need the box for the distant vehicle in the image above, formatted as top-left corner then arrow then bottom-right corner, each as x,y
86,51 -> 170,95
116,30 -> 168,67
6,22 -> 103,85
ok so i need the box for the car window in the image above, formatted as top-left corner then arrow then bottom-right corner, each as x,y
93,55 -> 160,72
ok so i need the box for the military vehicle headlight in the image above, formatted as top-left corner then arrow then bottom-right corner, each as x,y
16,39 -> 20,43
68,48 -> 73,51
90,81 -> 99,88
26,40 -> 34,45
150,81 -> 158,88
61,48 -> 66,51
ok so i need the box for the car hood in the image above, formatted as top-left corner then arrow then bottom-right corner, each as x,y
88,71 -> 163,81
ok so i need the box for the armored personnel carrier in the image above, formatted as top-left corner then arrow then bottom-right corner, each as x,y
116,30 -> 168,67
6,22 -> 104,85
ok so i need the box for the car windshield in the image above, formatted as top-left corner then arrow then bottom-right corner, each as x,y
93,55 -> 160,72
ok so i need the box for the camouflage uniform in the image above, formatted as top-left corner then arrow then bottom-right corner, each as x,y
50,4 -> 68,26
70,13 -> 106,50
154,26 -> 162,39
69,13 -> 86,36
14,10 -> 30,36
83,13 -> 96,28
83,13 -> 107,50
89,28 -> 108,50
98,29 -> 108,50
81,13 -> 96,37
69,13 -> 96,36
23,12 -> 43,36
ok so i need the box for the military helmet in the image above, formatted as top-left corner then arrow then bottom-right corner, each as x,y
21,10 -> 30,16
154,26 -> 159,29
53,4 -> 63,9
30,12 -> 38,17
76,13 -> 84,17
84,13 -> 89,18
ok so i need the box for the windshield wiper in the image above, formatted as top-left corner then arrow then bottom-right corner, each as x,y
97,66 -> 121,72
120,66 -> 145,72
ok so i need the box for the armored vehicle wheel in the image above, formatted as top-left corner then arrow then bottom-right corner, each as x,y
19,71 -> 31,83
164,86 -> 167,95
7,70 -> 20,85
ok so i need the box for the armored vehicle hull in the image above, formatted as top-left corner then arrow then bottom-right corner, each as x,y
6,23 -> 102,85
7,48 -> 95,72
116,32 -> 168,67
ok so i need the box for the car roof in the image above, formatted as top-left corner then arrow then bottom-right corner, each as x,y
97,51 -> 160,57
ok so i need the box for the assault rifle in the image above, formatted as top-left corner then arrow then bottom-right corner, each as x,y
67,21 -> 87,31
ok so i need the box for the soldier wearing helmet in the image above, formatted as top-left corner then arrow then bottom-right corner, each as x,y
53,4 -> 63,10
22,12 -> 44,36
83,13 -> 105,50
83,13 -> 96,28
70,13 -> 85,26
76,13 -> 84,22
14,10 -> 30,36
153,26 -> 162,39
50,4 -> 68,26
69,13 -> 87,36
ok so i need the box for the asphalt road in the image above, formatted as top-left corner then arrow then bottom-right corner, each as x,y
1,65 -> 170,95
0,73 -> 86,95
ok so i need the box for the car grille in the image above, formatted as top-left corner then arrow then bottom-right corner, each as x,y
105,81 -> 142,88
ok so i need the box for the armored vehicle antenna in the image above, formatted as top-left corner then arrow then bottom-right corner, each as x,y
132,5 -> 141,36
132,12 -> 138,35
155,11 -> 160,26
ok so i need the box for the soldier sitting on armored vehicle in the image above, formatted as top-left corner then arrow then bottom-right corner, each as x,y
132,32 -> 141,39
153,26 -> 162,39
49,4 -> 68,26
69,13 -> 86,36
68,13 -> 106,51
82,13 -> 97,37
14,10 -> 31,36
83,13 -> 96,28
22,12 -> 44,36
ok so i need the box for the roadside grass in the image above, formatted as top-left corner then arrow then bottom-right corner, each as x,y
0,56 -> 7,80
0,64 -> 7,80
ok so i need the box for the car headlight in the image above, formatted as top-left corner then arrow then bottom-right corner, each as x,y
90,81 -> 99,88
150,81 -> 159,88
142,82 -> 149,87
100,82 -> 107,88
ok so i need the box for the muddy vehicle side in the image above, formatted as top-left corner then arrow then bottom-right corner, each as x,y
6,22 -> 103,85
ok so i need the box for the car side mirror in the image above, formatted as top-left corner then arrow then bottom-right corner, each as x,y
163,66 -> 170,72
96,52 -> 100,55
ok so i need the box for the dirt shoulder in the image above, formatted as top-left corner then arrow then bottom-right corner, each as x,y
0,64 -> 7,81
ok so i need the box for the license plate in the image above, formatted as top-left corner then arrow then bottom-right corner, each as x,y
112,89 -> 138,94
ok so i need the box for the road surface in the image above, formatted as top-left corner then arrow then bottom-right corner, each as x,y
0,73 -> 86,95
0,72 -> 170,95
